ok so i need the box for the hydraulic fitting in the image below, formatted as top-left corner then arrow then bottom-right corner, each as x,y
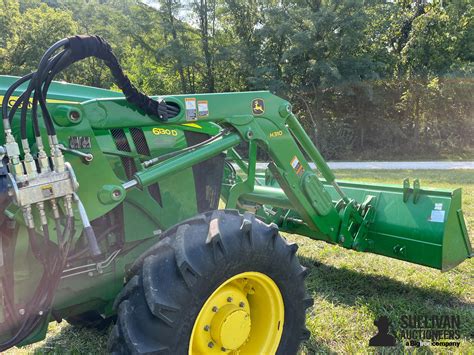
49,135 -> 66,173
64,194 -> 74,217
5,131 -> 25,180
22,140 -> 38,180
50,199 -> 60,220
37,202 -> 47,226
21,205 -> 35,229
37,137 -> 51,173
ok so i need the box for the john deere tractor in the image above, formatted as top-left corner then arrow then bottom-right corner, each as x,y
0,36 -> 471,354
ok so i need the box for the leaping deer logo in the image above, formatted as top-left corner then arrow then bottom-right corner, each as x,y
252,99 -> 265,115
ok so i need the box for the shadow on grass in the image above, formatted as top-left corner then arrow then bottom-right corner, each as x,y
299,255 -> 469,309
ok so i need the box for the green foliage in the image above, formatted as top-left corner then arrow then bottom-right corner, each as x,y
0,0 -> 472,159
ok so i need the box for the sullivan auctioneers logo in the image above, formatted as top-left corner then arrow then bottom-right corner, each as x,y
369,314 -> 462,347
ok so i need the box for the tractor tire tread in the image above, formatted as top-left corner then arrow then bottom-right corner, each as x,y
108,210 -> 312,354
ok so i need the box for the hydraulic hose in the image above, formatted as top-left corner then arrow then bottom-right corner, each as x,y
2,73 -> 33,130
0,216 -> 74,352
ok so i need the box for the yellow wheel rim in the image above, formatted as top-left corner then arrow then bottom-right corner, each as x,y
189,272 -> 284,354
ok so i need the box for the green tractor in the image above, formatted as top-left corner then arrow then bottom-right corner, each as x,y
0,36 -> 471,354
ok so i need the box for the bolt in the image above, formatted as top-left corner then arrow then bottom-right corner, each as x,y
239,302 -> 245,308
339,235 -> 345,244
208,342 -> 214,348
84,154 -> 94,162
212,306 -> 218,312
19,309 -> 25,316
113,189 -> 122,198
88,271 -> 94,277
39,310 -> 43,316
69,110 -> 81,122
204,325 -> 210,332
227,297 -> 233,303
221,347 -> 227,352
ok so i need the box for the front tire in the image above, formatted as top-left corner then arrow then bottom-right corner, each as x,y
108,210 -> 312,354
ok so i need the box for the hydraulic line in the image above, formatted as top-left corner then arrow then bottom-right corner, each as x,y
2,73 -> 33,130
0,216 -> 74,352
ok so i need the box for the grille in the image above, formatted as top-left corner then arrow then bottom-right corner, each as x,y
130,127 -> 151,156
111,127 -> 162,205
111,129 -> 131,152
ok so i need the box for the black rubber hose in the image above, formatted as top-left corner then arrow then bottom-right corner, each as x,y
11,47 -> 66,139
32,50 -> 68,137
0,216 -> 74,352
19,50 -> 67,139
31,91 -> 41,138
2,73 -> 33,124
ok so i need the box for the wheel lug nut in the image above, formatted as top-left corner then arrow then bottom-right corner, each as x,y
239,302 -> 245,308
208,341 -> 214,348
212,306 -> 218,312
204,325 -> 210,331
227,297 -> 233,302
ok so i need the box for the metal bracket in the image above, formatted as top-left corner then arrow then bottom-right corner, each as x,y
352,195 -> 377,252
413,179 -> 421,204
226,140 -> 257,209
403,178 -> 410,202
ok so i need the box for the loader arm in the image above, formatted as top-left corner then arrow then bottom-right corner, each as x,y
78,89 -> 470,271
87,91 -> 363,247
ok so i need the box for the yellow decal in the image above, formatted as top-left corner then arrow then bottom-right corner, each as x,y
269,130 -> 283,138
152,127 -> 178,136
0,95 -> 79,108
181,123 -> 202,129
252,98 -> 265,115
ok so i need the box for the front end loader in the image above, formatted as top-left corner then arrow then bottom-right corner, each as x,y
0,36 -> 471,354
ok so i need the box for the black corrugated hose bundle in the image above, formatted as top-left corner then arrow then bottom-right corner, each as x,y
2,35 -> 180,141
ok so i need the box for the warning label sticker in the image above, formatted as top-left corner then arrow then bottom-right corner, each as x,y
185,98 -> 197,121
198,100 -> 209,117
429,210 -> 445,223
290,156 -> 305,176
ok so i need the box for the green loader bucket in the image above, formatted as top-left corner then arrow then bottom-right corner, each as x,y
323,180 -> 472,271
246,174 -> 472,271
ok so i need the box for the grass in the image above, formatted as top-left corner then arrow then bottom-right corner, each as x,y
7,170 -> 474,354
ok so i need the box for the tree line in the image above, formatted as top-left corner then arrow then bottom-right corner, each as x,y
1,0 -> 473,160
